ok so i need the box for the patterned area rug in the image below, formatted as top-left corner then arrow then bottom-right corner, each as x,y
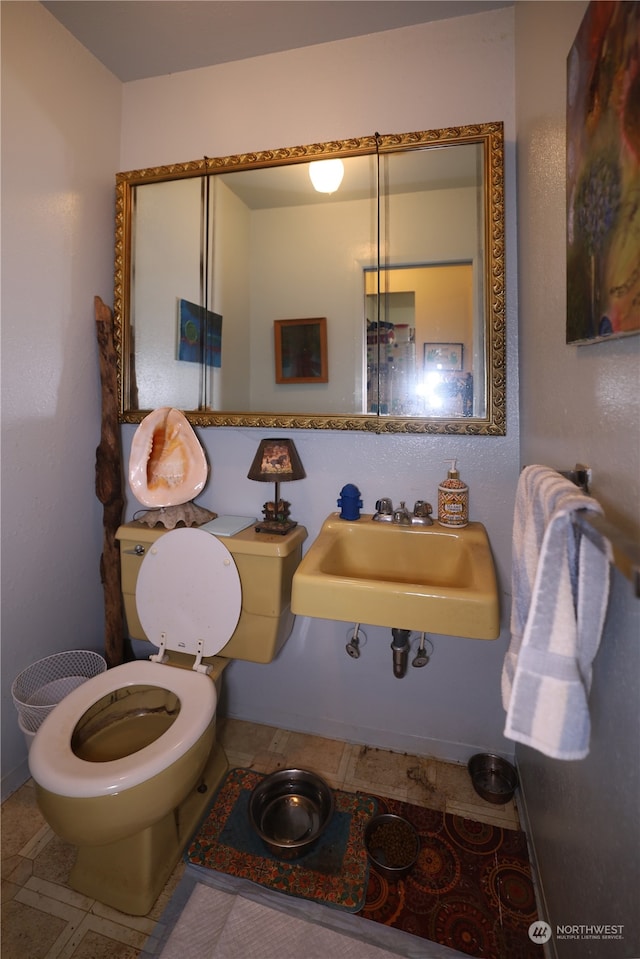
186,769 -> 539,958
359,795 -> 539,959
186,768 -> 376,912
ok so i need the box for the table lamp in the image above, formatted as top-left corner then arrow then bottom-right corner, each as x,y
247,438 -> 306,534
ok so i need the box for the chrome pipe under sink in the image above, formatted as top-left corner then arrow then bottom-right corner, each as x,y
390,628 -> 411,678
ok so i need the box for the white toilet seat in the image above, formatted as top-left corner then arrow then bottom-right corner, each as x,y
28,659 -> 216,798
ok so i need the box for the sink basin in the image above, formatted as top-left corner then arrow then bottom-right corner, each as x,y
291,513 -> 499,638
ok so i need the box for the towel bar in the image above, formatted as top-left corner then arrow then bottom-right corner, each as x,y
572,511 -> 640,599
559,464 -> 640,599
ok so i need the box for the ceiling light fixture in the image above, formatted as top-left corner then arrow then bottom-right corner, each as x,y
309,158 -> 344,194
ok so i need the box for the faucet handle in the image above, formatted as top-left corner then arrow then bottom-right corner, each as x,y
375,498 -> 393,515
412,500 -> 434,525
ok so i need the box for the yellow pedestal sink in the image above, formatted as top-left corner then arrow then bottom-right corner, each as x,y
291,513 -> 500,638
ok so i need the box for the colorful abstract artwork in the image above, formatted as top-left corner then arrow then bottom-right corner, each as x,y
566,1 -> 640,343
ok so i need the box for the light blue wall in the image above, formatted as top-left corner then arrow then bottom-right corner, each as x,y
121,425 -> 519,762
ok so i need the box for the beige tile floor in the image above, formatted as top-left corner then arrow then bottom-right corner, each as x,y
2,719 -> 520,959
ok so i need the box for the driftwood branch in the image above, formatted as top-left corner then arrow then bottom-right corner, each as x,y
94,296 -> 125,667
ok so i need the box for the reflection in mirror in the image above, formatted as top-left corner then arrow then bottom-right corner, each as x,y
115,124 -> 505,433
365,264 -> 476,418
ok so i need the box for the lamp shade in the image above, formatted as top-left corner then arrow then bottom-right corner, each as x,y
247,439 -> 306,484
308,159 -> 344,194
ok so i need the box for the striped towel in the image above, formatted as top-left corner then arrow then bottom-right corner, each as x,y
501,466 -> 612,760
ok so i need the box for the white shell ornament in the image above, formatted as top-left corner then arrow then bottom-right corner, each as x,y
129,408 -> 208,508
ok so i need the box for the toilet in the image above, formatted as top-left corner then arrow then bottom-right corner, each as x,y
29,521 -> 306,915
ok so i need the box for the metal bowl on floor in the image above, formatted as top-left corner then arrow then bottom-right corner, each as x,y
468,753 -> 519,804
364,813 -> 420,880
248,768 -> 335,860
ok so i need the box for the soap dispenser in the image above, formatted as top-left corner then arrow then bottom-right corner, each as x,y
437,460 -> 469,528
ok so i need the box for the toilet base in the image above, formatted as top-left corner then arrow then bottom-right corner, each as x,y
68,742 -> 228,915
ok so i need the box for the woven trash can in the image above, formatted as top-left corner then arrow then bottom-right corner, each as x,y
12,650 -> 107,748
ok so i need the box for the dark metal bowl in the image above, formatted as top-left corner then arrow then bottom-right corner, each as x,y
248,768 -> 334,860
468,753 -> 519,804
364,813 -> 420,879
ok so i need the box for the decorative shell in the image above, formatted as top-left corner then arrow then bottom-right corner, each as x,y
129,408 -> 208,508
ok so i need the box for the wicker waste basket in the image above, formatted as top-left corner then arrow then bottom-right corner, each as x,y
12,649 -> 106,748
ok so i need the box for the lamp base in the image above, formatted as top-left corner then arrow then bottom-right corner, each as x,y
254,519 -> 298,535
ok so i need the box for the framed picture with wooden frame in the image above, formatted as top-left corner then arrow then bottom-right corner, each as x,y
274,317 -> 328,384
423,342 -> 464,372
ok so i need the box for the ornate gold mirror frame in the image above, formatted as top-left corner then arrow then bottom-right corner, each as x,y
114,123 -> 505,434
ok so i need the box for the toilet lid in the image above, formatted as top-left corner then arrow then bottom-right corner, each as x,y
136,527 -> 241,658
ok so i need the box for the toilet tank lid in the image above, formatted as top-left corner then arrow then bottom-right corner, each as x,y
116,522 -> 307,557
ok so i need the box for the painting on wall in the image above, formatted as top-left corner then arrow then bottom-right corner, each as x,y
274,317 -> 328,384
424,343 -> 464,372
566,1 -> 640,344
177,299 -> 222,366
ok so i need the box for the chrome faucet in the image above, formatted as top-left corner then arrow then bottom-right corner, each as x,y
373,498 -> 433,525
393,501 -> 411,525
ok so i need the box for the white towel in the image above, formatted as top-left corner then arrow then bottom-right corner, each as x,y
502,466 -> 612,760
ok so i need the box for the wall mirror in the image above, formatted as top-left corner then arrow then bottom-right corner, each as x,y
114,122 -> 505,433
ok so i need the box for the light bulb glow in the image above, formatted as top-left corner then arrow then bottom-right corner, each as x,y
416,371 -> 445,409
309,159 -> 344,194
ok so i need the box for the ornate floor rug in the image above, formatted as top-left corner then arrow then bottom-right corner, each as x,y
186,768 -> 376,912
186,769 -> 539,958
359,795 -> 539,959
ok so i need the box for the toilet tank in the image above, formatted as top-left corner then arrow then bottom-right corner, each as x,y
116,522 -> 307,664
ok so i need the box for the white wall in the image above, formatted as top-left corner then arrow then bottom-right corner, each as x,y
249,194 -> 372,414
1,2 -> 122,797
515,4 -> 640,955
118,8 -> 519,764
